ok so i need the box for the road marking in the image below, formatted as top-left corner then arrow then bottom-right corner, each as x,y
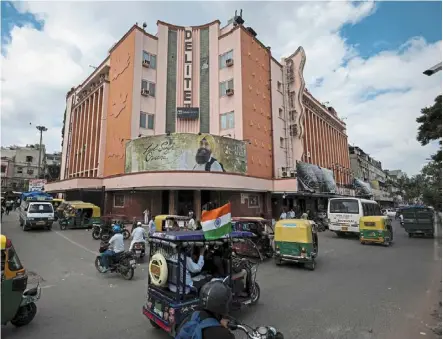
54,231 -> 97,256
41,285 -> 55,289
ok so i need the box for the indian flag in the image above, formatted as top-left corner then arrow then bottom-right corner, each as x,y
201,203 -> 232,240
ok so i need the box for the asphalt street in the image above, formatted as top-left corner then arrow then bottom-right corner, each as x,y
1,211 -> 441,339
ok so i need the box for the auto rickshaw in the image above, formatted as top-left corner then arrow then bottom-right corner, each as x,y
142,230 -> 260,337
50,198 -> 64,221
232,217 -> 274,259
154,215 -> 191,231
359,216 -> 393,246
274,219 -> 318,270
58,202 -> 101,230
1,235 -> 41,327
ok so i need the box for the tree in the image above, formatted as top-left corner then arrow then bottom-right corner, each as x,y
416,95 -> 442,163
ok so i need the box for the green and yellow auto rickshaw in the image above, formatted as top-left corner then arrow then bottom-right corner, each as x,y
359,216 -> 393,246
1,234 -> 41,327
274,219 -> 318,270
59,202 -> 101,230
154,215 -> 191,232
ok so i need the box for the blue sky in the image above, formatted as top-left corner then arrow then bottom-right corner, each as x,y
342,1 -> 442,58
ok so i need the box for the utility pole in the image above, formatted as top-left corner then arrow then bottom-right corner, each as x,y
36,126 -> 48,179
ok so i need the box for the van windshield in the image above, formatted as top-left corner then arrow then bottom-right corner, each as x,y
28,204 -> 53,214
330,199 -> 359,214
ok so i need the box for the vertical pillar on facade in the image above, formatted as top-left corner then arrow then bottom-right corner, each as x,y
194,190 -> 202,220
168,190 -> 177,215
263,192 -> 272,219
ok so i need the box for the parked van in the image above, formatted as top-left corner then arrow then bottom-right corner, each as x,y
19,200 -> 55,231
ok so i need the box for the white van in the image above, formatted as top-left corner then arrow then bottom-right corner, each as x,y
327,198 -> 383,236
19,200 -> 55,231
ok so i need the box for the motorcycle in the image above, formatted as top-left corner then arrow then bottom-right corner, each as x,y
92,224 -> 110,240
131,241 -> 146,261
227,318 -> 284,339
95,242 -> 136,280
100,224 -> 130,241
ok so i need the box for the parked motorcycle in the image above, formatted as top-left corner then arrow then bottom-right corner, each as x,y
227,318 -> 284,339
95,242 -> 136,280
131,241 -> 146,261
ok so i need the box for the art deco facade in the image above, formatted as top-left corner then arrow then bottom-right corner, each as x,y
47,14 -> 352,219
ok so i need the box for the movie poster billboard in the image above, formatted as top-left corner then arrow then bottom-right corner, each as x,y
125,133 -> 247,174
296,161 -> 338,194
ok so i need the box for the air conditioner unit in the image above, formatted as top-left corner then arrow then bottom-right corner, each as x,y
280,167 -> 288,178
142,60 -> 151,68
290,170 -> 296,178
226,88 -> 234,96
141,88 -> 149,96
226,58 -> 234,67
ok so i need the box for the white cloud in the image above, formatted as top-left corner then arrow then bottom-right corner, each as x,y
1,1 -> 441,176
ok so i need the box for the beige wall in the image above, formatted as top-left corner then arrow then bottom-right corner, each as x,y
270,59 -> 285,176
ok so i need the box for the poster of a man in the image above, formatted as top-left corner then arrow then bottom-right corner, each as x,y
193,136 -> 225,172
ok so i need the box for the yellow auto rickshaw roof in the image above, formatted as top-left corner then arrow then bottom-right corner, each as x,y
156,215 -> 190,220
274,219 -> 313,243
69,202 -> 99,209
1,234 -> 6,250
52,198 -> 64,202
359,216 -> 387,229
234,217 -> 265,221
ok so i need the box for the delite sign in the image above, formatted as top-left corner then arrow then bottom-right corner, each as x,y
183,27 -> 192,106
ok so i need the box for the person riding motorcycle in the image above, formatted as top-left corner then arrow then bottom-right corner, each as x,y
129,222 -> 146,251
175,280 -> 235,339
101,225 -> 125,272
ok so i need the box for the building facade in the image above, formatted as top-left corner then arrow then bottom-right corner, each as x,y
1,145 -> 46,192
48,14 -> 352,219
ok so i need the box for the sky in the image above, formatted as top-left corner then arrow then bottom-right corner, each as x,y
1,1 -> 442,176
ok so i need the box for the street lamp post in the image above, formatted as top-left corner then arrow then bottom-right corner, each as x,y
36,126 -> 48,178
423,62 -> 442,76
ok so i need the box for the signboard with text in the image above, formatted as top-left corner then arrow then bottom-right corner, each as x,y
177,107 -> 199,119
29,179 -> 47,192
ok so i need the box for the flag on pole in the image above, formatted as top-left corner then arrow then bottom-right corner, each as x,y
201,202 -> 232,240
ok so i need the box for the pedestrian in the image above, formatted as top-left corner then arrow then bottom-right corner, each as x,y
143,208 -> 150,225
148,216 -> 156,236
279,209 -> 287,220
188,211 -> 196,230
288,208 -> 295,219
131,217 -> 137,233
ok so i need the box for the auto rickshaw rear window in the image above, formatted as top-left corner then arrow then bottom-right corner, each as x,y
330,199 -> 359,214
364,222 -> 376,227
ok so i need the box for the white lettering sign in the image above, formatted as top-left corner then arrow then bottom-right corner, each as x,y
183,27 -> 192,106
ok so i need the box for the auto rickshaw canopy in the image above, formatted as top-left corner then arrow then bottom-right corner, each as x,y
66,202 -> 101,216
359,215 -> 388,231
1,234 -> 7,250
154,215 -> 191,231
274,219 -> 313,244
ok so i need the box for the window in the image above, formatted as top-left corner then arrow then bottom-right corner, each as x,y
330,199 -> 359,214
17,167 -> 23,174
219,50 -> 234,69
277,81 -> 282,92
140,112 -> 155,129
7,246 -> 23,271
219,79 -> 234,97
280,137 -> 285,148
289,91 -> 295,108
1,165 -> 6,173
220,111 -> 235,130
142,51 -> 157,69
26,156 -> 33,162
114,194 -> 125,208
141,80 -> 156,97
27,169 -> 34,175
28,203 -> 54,214
278,108 -> 283,118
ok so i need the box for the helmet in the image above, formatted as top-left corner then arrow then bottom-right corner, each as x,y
137,222 -> 142,226
199,281 -> 232,316
112,225 -> 121,233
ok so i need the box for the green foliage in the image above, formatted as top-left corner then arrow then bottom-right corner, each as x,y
416,95 -> 442,146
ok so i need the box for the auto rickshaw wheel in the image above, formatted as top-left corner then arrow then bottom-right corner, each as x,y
250,282 -> 261,304
59,223 -> 67,230
150,319 -> 161,329
10,302 -> 37,327
305,259 -> 316,271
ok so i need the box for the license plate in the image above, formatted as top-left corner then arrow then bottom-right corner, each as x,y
37,221 -> 45,225
341,227 -> 348,231
130,260 -> 136,265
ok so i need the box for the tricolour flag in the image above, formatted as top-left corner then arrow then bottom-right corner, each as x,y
201,203 -> 232,240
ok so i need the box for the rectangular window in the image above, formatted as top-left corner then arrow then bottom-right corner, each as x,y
114,194 -> 125,208
26,156 -> 33,162
142,51 -> 157,69
220,111 -> 235,130
278,108 -> 283,118
141,80 -> 156,97
17,167 -> 23,174
277,81 -> 282,92
27,169 -> 34,175
289,91 -> 295,108
140,112 -> 154,129
1,165 -> 6,173
219,50 -> 234,69
280,137 -> 285,148
219,79 -> 234,97
329,199 -> 359,214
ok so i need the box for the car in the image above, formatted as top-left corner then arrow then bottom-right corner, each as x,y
384,209 -> 396,218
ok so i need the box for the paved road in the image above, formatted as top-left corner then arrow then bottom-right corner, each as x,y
1,211 -> 441,339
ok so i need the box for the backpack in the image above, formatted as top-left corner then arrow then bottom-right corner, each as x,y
205,158 -> 225,172
175,311 -> 221,339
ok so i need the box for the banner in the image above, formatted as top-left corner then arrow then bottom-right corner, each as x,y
29,179 -> 47,192
296,161 -> 337,194
125,133 -> 247,174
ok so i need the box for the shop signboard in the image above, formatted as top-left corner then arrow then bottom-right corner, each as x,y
125,133 -> 247,174
29,179 -> 47,192
177,107 -> 199,119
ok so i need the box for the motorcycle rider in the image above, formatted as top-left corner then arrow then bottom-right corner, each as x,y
101,225 -> 125,272
129,222 -> 146,251
175,280 -> 235,339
